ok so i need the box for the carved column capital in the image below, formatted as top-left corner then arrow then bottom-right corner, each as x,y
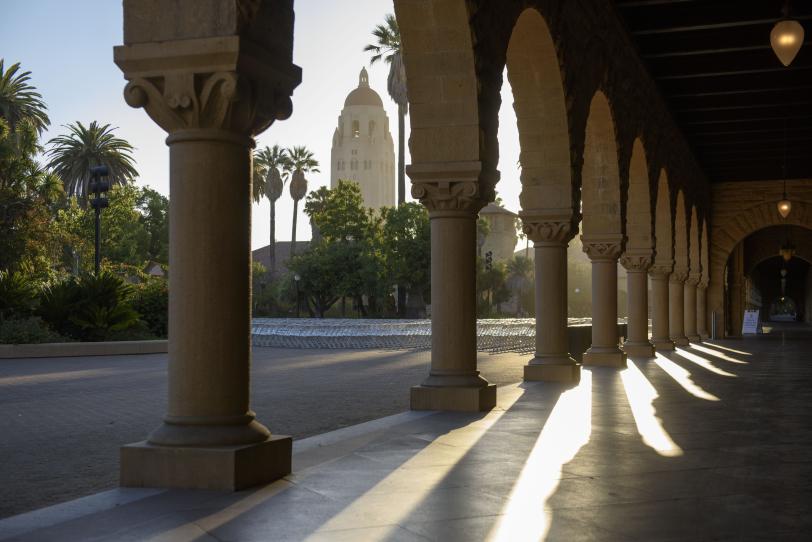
408,161 -> 496,216
114,35 -> 301,137
581,235 -> 624,262
519,211 -> 576,245
620,252 -> 653,272
670,269 -> 688,283
686,273 -> 702,286
649,260 -> 674,278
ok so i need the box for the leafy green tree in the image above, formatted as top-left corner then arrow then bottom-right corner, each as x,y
137,187 -> 169,264
477,259 -> 510,317
507,255 -> 533,316
364,14 -> 407,206
286,145 -> 319,257
0,59 -> 49,133
381,202 -> 430,313
46,121 -> 137,201
0,269 -> 36,324
253,145 -> 290,274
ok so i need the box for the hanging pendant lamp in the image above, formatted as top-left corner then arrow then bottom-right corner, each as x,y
771,2 -> 805,66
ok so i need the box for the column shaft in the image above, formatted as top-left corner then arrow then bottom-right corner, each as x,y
684,280 -> 700,342
524,241 -> 578,381
669,275 -> 689,346
624,269 -> 654,357
411,212 -> 495,411
650,272 -> 674,351
583,258 -> 626,367
697,286 -> 709,339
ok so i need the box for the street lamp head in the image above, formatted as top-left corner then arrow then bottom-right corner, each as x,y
90,165 -> 110,177
294,273 -> 301,282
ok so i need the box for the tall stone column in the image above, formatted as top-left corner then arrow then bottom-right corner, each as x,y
582,236 -> 627,368
621,253 -> 655,358
669,269 -> 690,346
409,163 -> 496,411
649,262 -> 674,351
521,214 -> 579,382
697,281 -> 709,339
684,274 -> 701,342
114,3 -> 301,490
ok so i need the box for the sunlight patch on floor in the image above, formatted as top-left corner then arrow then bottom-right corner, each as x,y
675,349 -> 737,377
653,354 -> 720,401
304,385 -> 528,539
702,343 -> 752,356
0,368 -> 122,387
688,344 -> 748,365
487,371 -> 593,542
621,361 -> 683,457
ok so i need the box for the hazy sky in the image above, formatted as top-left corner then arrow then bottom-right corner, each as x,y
1,1 -> 521,249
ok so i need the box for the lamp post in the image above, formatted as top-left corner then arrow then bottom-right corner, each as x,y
294,273 -> 301,318
89,165 -> 110,276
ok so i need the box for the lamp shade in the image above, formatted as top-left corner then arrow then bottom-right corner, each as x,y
777,198 -> 792,218
771,20 -> 805,66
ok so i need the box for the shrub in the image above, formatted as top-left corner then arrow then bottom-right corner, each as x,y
130,278 -> 168,337
0,270 -> 37,323
0,317 -> 67,344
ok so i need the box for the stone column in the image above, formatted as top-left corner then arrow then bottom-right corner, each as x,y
409,163 -> 496,411
697,281 -> 709,339
521,214 -> 579,382
582,236 -> 627,368
669,269 -> 690,346
649,262 -> 674,351
684,274 -> 701,342
114,5 -> 301,491
620,253 -> 655,358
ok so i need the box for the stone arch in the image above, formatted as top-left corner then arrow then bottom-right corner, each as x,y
673,191 -> 689,274
624,138 -> 652,255
707,200 -> 812,336
653,170 -> 672,267
688,206 -> 700,279
395,0 -> 495,196
743,226 -> 812,276
506,8 -> 573,221
581,91 -> 622,238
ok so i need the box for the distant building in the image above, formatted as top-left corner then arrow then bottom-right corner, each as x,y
330,68 -> 396,210
479,203 -> 518,263
252,241 -> 309,275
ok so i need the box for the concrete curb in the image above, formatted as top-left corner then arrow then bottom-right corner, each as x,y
0,340 -> 168,359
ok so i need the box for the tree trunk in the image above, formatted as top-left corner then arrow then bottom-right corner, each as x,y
397,103 -> 406,206
269,198 -> 276,276
291,199 -> 299,257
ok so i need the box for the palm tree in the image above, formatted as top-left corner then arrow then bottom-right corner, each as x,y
286,146 -> 319,257
507,255 -> 533,317
45,121 -> 137,201
364,14 -> 407,207
0,59 -> 49,133
253,144 -> 291,274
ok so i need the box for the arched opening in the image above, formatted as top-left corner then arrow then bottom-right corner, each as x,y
653,170 -> 672,267
673,191 -> 688,275
626,139 -> 652,255
581,91 -> 622,239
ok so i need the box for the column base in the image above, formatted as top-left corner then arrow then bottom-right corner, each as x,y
622,341 -> 655,359
699,331 -> 710,340
411,384 -> 496,412
524,357 -> 581,383
653,339 -> 675,351
582,348 -> 627,368
672,336 -> 690,346
687,334 -> 701,343
120,435 -> 292,491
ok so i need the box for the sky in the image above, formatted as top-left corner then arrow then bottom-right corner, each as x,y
1,1 -> 521,249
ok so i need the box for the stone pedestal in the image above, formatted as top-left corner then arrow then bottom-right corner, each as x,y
669,270 -> 689,346
621,253 -> 655,359
650,264 -> 675,351
521,214 -> 580,383
409,163 -> 496,412
582,237 -> 627,368
114,11 -> 301,491
684,275 -> 701,342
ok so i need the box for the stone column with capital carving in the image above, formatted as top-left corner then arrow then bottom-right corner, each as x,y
582,236 -> 627,368
621,252 -> 655,358
684,274 -> 701,342
521,212 -> 579,382
649,262 -> 674,351
114,1 -> 301,491
408,162 -> 496,412
697,280 -> 710,339
669,269 -> 690,346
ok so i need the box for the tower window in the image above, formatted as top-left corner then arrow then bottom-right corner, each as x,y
352,120 -> 360,138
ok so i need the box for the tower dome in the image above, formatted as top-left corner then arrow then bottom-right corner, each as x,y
344,67 -> 384,107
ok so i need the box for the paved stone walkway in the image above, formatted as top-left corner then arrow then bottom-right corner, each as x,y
0,348 -> 525,519
2,331 -> 811,541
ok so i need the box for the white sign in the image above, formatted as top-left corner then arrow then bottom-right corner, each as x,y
742,310 -> 760,335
